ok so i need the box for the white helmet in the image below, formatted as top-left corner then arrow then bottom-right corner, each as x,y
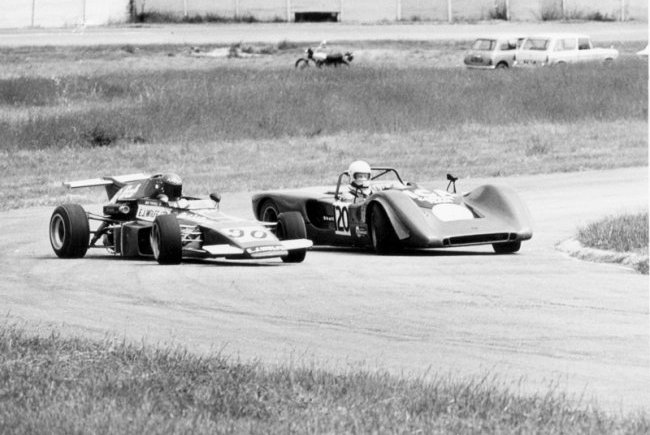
348,160 -> 371,188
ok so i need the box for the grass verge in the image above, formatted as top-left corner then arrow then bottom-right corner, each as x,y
576,212 -> 649,273
1,323 -> 648,434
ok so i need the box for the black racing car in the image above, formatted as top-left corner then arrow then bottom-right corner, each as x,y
252,167 -> 532,254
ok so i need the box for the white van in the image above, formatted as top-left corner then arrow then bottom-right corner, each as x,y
515,34 -> 618,67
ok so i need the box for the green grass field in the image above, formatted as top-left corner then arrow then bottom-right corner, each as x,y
1,323 -> 648,434
0,48 -> 646,209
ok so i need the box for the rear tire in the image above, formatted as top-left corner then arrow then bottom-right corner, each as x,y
151,214 -> 182,264
277,212 -> 307,263
493,241 -> 521,254
295,58 -> 310,69
496,62 -> 508,69
369,205 -> 400,254
49,204 -> 90,258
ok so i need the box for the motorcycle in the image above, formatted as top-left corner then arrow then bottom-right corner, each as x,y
295,47 -> 354,69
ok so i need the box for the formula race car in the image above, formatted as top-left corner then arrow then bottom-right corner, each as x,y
49,173 -> 312,264
251,167 -> 532,254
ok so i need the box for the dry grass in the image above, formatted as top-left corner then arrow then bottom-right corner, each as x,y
1,323 -> 647,434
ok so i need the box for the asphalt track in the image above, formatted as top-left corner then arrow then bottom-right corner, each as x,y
0,21 -> 647,47
1,167 -> 648,413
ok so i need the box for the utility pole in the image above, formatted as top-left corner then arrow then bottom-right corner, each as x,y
447,0 -> 452,23
396,0 -> 401,21
505,0 -> 510,20
31,0 -> 36,27
286,0 -> 291,22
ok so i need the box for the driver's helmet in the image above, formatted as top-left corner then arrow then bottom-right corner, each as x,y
160,173 -> 183,200
348,160 -> 371,189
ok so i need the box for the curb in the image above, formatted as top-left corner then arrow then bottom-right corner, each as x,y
556,238 -> 649,273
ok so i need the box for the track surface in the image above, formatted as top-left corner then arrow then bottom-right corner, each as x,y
0,22 -> 646,46
1,167 -> 648,413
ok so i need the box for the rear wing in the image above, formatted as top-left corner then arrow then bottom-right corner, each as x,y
63,173 -> 151,199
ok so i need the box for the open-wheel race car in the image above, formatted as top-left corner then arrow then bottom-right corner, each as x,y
49,173 -> 312,264
251,166 -> 532,254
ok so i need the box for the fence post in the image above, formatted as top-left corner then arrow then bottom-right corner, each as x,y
447,0 -> 452,23
619,0 -> 625,21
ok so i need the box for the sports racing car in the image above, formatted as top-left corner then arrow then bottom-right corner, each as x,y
49,173 -> 312,264
251,167 -> 532,254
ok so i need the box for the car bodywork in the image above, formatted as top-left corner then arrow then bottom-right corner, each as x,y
49,173 -> 312,264
463,36 -> 524,69
251,168 -> 533,254
514,33 -> 618,67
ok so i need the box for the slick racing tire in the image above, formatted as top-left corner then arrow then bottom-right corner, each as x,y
259,200 -> 280,223
49,204 -> 90,258
492,241 -> 521,254
295,58 -> 310,69
370,205 -> 400,254
151,214 -> 182,265
277,212 -> 307,263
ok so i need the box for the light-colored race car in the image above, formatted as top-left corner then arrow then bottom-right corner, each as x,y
49,173 -> 312,264
514,33 -> 618,67
252,168 -> 533,254
463,35 -> 524,69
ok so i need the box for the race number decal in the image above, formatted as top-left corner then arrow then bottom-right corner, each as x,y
334,201 -> 351,236
223,227 -> 269,243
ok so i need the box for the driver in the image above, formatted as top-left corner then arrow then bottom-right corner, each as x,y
150,173 -> 183,202
346,160 -> 372,199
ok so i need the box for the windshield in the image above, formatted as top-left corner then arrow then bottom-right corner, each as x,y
471,39 -> 496,51
522,38 -> 550,51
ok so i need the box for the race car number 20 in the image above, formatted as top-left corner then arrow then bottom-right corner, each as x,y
334,202 -> 351,236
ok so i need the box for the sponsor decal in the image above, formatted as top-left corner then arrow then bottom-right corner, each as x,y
247,245 -> 283,254
405,189 -> 456,207
116,183 -> 142,200
323,215 -> 335,222
355,226 -> 368,237
136,204 -> 170,221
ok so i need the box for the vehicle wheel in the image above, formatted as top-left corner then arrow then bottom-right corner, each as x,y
259,200 -> 280,222
150,214 -> 182,264
369,205 -> 399,254
495,62 -> 508,69
295,58 -> 310,69
493,241 -> 521,254
277,211 -> 307,263
49,204 -> 90,258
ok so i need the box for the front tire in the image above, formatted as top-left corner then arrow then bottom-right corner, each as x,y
151,214 -> 182,264
277,212 -> 307,263
495,62 -> 508,69
493,241 -> 521,254
369,205 -> 399,254
49,204 -> 90,258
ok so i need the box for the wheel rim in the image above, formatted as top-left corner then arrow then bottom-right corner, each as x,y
262,206 -> 278,222
150,224 -> 161,259
370,213 -> 379,249
50,214 -> 65,250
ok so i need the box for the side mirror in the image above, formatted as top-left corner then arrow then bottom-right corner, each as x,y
210,192 -> 221,204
